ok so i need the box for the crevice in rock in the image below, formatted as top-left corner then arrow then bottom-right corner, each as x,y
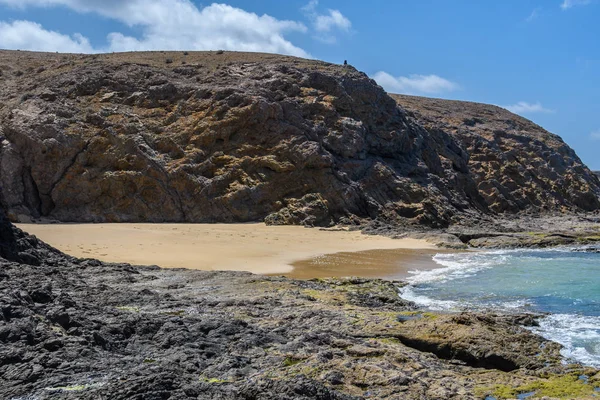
45,139 -> 92,215
170,184 -> 188,221
134,136 -> 187,221
391,334 -> 519,372
22,167 -> 41,218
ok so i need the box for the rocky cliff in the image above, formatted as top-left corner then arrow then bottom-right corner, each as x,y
392,94 -> 600,214
1,51 -> 598,227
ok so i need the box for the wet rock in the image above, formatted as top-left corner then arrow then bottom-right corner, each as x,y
0,219 -> 594,399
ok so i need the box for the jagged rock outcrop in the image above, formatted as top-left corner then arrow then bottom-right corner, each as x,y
393,94 -> 600,214
0,202 -> 62,265
0,51 -> 598,227
2,206 -> 595,399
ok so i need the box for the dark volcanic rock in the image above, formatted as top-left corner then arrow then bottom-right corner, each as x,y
1,51 -> 598,229
0,51 -> 598,398
0,207 -> 596,399
0,205 -> 63,265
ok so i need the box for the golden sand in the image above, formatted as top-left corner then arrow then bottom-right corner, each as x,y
285,248 -> 450,280
17,223 -> 438,276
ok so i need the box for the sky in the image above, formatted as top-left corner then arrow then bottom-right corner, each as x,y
0,0 -> 598,170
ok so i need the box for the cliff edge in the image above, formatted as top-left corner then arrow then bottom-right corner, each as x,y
1,51 -> 598,228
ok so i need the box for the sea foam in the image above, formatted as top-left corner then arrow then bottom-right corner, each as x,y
401,246 -> 600,367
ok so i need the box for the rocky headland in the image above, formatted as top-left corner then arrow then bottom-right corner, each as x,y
1,50 -> 600,399
0,51 -> 598,235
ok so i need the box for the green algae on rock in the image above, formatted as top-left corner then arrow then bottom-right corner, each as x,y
1,215 -> 597,399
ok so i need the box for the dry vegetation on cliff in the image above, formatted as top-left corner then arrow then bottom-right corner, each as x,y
0,50 -> 598,230
1,51 -> 600,399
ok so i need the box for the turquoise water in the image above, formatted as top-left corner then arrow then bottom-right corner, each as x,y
401,246 -> 600,367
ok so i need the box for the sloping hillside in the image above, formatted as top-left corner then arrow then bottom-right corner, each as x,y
392,94 -> 600,214
0,51 -> 598,228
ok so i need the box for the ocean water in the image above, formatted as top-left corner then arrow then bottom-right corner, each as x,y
401,246 -> 600,367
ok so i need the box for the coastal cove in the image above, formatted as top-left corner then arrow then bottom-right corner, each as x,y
18,222 -> 600,370
0,45 -> 599,399
15,223 -> 439,276
4,221 -> 600,399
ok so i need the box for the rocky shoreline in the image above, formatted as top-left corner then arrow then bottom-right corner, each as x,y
1,50 -> 600,399
359,213 -> 600,250
2,219 -> 600,399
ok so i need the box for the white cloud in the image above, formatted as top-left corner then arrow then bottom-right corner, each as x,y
372,71 -> 459,95
0,20 -> 94,52
302,0 -> 318,13
314,10 -> 351,33
0,0 -> 132,14
302,0 -> 351,43
590,130 -> 600,140
561,0 -> 592,9
0,1 -> 310,57
525,7 -> 541,22
501,101 -> 554,114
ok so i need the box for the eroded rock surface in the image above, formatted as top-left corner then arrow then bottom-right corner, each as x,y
393,94 -> 600,214
1,231 -> 594,399
0,195 -> 597,399
0,51 -> 598,228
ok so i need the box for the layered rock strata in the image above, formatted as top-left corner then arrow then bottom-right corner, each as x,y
1,51 -> 598,228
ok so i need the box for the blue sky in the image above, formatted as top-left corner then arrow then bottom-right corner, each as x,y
0,0 -> 598,170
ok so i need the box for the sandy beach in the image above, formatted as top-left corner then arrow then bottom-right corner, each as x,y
16,223 -> 439,276
286,248 -> 449,280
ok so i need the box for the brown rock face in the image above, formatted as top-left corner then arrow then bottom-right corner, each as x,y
0,51 -> 598,227
393,94 -> 600,214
